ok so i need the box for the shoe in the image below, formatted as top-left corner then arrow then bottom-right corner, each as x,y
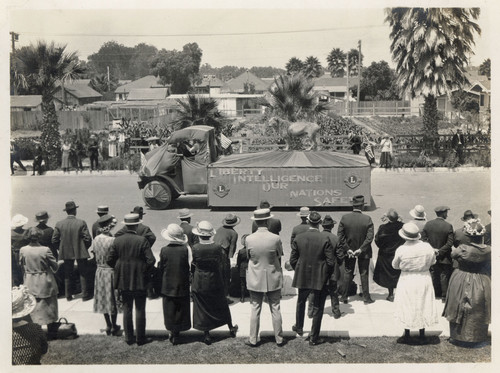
244,340 -> 258,347
309,338 -> 326,346
363,298 -> 375,304
126,340 -> 135,346
333,311 -> 342,319
137,338 -> 153,346
82,294 -> 93,302
229,325 -> 238,337
111,325 -> 121,336
203,335 -> 212,345
169,334 -> 179,345
66,296 -> 73,301
386,295 -> 395,302
240,297 -> 245,303
105,327 -> 111,336
227,298 -> 234,304
340,298 -> 348,304
358,292 -> 364,297
276,340 -> 287,347
292,325 -> 303,336
396,336 -> 410,344
417,337 -> 428,345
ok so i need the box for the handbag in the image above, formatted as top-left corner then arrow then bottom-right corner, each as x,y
54,317 -> 78,340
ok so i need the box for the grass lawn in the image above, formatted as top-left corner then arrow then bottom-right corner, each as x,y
41,334 -> 491,365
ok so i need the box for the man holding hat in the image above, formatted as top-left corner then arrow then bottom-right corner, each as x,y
245,208 -> 285,347
337,195 -> 375,304
251,200 -> 282,235
290,211 -> 334,346
92,206 -> 111,238
52,201 -> 92,301
107,213 -> 156,346
177,208 -> 199,247
214,213 -> 240,303
421,206 -> 454,301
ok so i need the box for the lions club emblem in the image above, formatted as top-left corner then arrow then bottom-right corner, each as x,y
213,183 -> 230,198
344,174 -> 361,189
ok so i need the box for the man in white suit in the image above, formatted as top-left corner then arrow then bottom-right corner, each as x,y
244,208 -> 285,347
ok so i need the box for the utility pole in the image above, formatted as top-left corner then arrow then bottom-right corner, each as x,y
346,53 -> 350,116
10,32 -> 19,95
357,40 -> 362,109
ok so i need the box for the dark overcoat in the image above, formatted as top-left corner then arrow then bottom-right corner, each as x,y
115,223 -> 156,248
214,226 -> 238,258
158,243 -> 191,297
52,216 -> 92,260
337,211 -> 374,259
421,218 -> 454,264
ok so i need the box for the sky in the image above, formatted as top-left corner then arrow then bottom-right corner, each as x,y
5,1 -> 493,71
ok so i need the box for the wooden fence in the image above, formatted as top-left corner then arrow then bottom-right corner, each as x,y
327,100 -> 416,116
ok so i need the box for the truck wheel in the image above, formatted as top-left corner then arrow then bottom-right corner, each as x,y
142,181 -> 172,210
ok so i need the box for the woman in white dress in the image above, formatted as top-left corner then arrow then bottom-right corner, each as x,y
108,131 -> 117,158
392,222 -> 438,345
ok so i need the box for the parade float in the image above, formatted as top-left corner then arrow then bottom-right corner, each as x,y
138,125 -> 371,209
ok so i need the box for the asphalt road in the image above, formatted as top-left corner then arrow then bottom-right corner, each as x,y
11,169 -> 491,261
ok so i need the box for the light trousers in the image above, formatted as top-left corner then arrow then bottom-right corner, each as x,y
249,289 -> 283,345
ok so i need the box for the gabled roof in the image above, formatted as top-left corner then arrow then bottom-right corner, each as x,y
11,95 -> 42,108
127,88 -> 169,101
221,71 -> 269,93
115,75 -> 166,93
56,80 -> 102,98
196,76 -> 224,87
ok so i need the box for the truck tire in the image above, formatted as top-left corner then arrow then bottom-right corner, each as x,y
142,181 -> 172,210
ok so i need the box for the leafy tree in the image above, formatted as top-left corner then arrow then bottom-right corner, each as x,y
150,43 -> 203,93
249,66 -> 286,78
303,56 -> 323,78
478,58 -> 490,78
358,61 -> 400,100
16,41 -> 85,169
129,43 -> 158,79
326,48 -> 346,77
347,48 -> 363,76
285,57 -> 304,75
87,41 -> 133,80
386,7 -> 481,144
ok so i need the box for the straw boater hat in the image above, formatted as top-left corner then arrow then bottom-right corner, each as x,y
63,201 -> 79,211
35,211 -> 49,222
409,205 -> 426,220
12,286 -> 36,319
307,211 -> 322,224
461,210 -> 478,221
398,222 -> 421,241
251,208 -> 273,221
161,224 -> 188,244
222,213 -> 240,227
122,213 -> 142,225
192,221 -> 216,237
96,206 -> 109,214
98,214 -> 115,227
11,214 -> 28,228
177,208 -> 193,219
297,207 -> 310,217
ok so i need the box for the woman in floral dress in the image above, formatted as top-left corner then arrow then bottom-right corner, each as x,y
92,214 -> 121,335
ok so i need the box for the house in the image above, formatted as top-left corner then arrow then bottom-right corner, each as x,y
53,79 -> 102,109
114,75 -> 169,101
221,71 -> 271,94
312,74 -> 360,101
193,75 -> 224,95
126,88 -> 170,101
10,95 -> 42,111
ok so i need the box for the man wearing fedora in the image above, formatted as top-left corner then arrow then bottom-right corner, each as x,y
245,208 -> 285,347
107,213 -> 156,346
92,206 -> 111,238
321,215 -> 345,319
337,195 -> 375,304
177,208 -> 199,247
251,200 -> 282,235
290,211 -> 334,346
421,206 -> 454,301
52,201 -> 92,301
214,213 -> 240,304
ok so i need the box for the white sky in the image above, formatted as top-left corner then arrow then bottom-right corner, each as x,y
5,0 -> 493,70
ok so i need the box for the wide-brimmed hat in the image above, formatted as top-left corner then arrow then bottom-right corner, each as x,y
35,211 -> 49,222
222,214 -> 240,227
131,206 -> 145,216
307,211 -> 322,224
352,195 -> 365,207
161,224 -> 188,244
98,214 -> 115,227
461,210 -> 478,221
297,207 -> 310,217
192,221 -> 216,237
11,214 -> 28,228
321,215 -> 337,226
12,286 -> 36,319
409,205 -> 426,220
177,208 -> 193,219
63,201 -> 79,211
96,206 -> 109,214
259,200 -> 273,209
463,219 -> 486,237
434,205 -> 450,213
399,223 -> 421,241
122,213 -> 142,225
251,208 -> 274,221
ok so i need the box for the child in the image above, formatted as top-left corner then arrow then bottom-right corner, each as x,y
236,234 -> 250,303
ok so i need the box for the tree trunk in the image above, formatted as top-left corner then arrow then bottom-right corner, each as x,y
422,94 -> 439,154
40,94 -> 62,170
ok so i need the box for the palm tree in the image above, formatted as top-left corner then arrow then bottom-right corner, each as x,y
347,48 -> 363,76
265,73 -> 327,122
173,94 -> 224,134
16,41 -> 85,169
302,56 -> 323,79
285,57 -> 304,76
385,8 -> 481,144
326,48 -> 346,77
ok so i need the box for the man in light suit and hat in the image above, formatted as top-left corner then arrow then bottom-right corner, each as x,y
52,201 -> 92,301
337,195 -> 375,304
244,208 -> 285,347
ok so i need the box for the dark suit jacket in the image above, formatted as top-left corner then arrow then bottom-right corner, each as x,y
452,134 -> 466,149
290,228 -> 334,290
321,229 -> 345,282
180,221 -> 199,247
453,228 -> 471,248
252,217 -> 282,235
107,231 -> 156,291
421,218 -> 454,264
115,223 -> 156,248
52,216 -> 92,260
214,226 -> 238,258
36,223 -> 58,259
158,243 -> 190,297
91,220 -> 100,239
290,221 -> 310,246
337,210 -> 374,259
